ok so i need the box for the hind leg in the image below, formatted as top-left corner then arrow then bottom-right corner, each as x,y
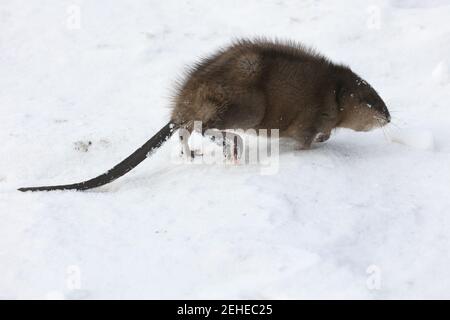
178,128 -> 195,160
173,81 -> 249,161
177,123 -> 226,160
203,129 -> 243,162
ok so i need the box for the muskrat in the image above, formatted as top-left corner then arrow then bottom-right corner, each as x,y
18,38 -> 390,192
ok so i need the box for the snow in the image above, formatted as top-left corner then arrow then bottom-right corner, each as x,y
1,0 -> 450,299
389,128 -> 435,151
432,61 -> 450,85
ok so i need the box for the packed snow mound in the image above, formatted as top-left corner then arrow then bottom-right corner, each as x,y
1,0 -> 450,299
431,61 -> 450,85
388,127 -> 435,151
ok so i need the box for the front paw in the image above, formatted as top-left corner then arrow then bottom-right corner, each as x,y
314,132 -> 330,143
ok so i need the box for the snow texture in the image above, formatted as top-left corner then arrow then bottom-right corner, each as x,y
1,0 -> 450,299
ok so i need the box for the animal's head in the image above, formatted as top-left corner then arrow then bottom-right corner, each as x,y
336,70 -> 390,132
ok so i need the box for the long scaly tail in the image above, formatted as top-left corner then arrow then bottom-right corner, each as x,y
18,122 -> 178,192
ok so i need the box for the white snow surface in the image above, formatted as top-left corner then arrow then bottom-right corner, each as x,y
1,0 -> 450,299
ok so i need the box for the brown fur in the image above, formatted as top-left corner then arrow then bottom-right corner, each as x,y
171,38 -> 390,149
